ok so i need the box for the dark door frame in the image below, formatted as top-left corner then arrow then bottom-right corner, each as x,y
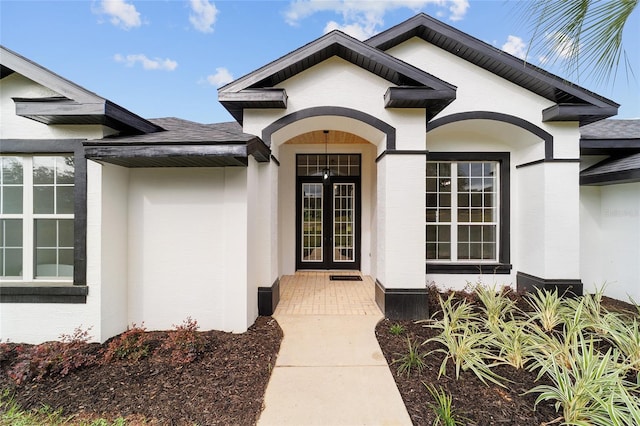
295,174 -> 361,270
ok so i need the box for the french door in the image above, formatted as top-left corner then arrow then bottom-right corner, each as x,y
296,154 -> 360,270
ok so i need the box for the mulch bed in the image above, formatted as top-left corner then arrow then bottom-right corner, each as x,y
0,316 -> 282,425
374,291 -> 639,426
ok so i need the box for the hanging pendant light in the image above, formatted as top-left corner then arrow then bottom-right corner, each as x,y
323,130 -> 330,181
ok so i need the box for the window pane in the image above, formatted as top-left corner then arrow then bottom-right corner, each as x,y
36,249 -> 57,276
426,177 -> 437,192
426,193 -> 437,207
36,219 -> 57,247
33,157 -> 55,184
5,248 -> 22,277
2,187 -> 23,214
483,243 -> 496,260
458,243 -> 469,259
426,162 -> 438,176
482,225 -> 496,243
56,157 -> 74,184
4,219 -> 23,246
439,209 -> 451,222
58,219 -> 74,247
426,209 -> 437,222
34,186 -> 54,214
439,163 -> 451,176
439,193 -> 451,207
426,243 -> 436,259
438,243 -> 450,260
56,186 -> 74,214
2,157 -> 23,184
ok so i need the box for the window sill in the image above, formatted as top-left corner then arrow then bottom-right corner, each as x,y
0,284 -> 88,303
426,263 -> 512,274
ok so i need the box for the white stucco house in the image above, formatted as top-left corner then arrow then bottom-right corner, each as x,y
1,14 -> 638,343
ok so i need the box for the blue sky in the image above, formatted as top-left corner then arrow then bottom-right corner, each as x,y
1,0 -> 639,124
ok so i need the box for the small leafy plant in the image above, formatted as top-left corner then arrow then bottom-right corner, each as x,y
103,323 -> 151,362
389,323 -> 406,336
392,337 -> 426,376
5,326 -> 95,384
161,317 -> 206,365
424,384 -> 466,426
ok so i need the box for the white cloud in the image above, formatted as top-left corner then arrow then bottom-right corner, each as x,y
206,67 -> 234,87
97,0 -> 141,30
189,0 -> 219,33
546,31 -> 579,59
114,54 -> 178,71
284,0 -> 469,39
324,20 -> 378,40
501,35 -> 527,60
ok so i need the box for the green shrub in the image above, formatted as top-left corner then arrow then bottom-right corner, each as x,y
424,384 -> 466,426
389,323 -> 405,336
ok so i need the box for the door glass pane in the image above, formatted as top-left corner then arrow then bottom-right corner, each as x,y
333,183 -> 355,262
302,183 -> 323,262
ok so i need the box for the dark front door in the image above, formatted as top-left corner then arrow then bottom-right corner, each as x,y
296,154 -> 361,270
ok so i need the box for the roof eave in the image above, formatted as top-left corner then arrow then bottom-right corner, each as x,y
13,97 -> 164,135
542,103 -> 618,126
366,14 -> 619,114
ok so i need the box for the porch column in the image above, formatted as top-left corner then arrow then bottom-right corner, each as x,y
375,152 -> 428,319
517,161 -> 583,295
256,159 -> 280,316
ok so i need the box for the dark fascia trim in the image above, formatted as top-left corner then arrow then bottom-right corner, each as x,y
0,139 -> 87,288
261,106 -> 396,150
270,154 -> 281,166
516,271 -> 583,297
427,263 -> 512,274
580,138 -> 640,155
580,169 -> 640,186
516,158 -> 581,169
13,98 -> 164,135
218,31 -> 456,123
257,278 -> 280,316
542,103 -> 619,126
427,111 -> 554,160
85,144 -> 248,160
219,30 -> 455,94
427,152 -> 511,267
384,86 -> 456,115
365,14 -> 618,117
246,137 -> 272,163
0,285 -> 88,303
376,149 -> 428,163
374,279 -> 429,320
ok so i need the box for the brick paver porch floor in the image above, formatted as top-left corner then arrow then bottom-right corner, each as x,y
274,271 -> 381,316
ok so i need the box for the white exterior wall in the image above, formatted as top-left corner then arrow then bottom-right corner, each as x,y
581,183 -> 640,302
377,154 -> 426,288
126,167 -> 251,333
386,38 -> 555,126
96,162 -> 130,341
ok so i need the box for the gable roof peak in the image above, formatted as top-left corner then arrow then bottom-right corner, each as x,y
1,45 -> 163,135
366,13 -> 618,125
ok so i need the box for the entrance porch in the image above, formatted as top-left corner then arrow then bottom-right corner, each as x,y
274,271 -> 381,316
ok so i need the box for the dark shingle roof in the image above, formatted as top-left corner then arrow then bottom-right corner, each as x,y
87,117 -> 258,145
580,119 -> 640,140
84,118 -> 269,168
580,119 -> 640,154
581,152 -> 640,185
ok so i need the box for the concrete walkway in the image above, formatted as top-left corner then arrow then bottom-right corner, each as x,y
257,273 -> 412,426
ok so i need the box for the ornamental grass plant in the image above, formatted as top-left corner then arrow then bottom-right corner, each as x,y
417,283 -> 640,425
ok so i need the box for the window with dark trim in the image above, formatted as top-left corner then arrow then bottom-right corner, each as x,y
0,140 -> 87,303
426,152 -> 511,274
